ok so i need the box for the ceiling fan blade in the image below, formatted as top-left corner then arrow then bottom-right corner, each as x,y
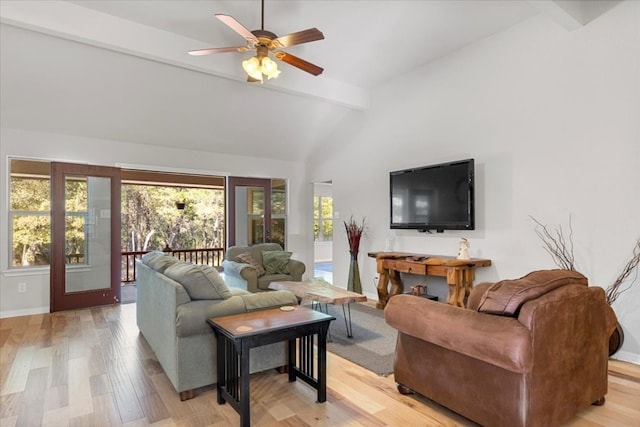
215,14 -> 258,44
188,46 -> 248,56
271,28 -> 324,49
273,51 -> 324,76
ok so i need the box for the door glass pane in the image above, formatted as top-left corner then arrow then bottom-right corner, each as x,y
65,175 -> 111,293
272,179 -> 286,248
271,179 -> 286,215
271,218 -> 285,248
235,186 -> 265,246
248,218 -> 265,246
248,187 -> 264,215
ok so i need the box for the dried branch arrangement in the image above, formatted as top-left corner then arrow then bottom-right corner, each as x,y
605,239 -> 640,305
344,215 -> 365,256
530,215 -> 576,271
530,215 -> 640,305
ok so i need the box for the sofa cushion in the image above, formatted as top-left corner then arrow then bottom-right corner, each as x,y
141,251 -> 180,273
164,262 -> 232,300
262,250 -> 292,275
236,252 -> 266,276
477,269 -> 588,317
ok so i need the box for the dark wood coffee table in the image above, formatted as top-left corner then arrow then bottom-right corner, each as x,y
207,306 -> 334,427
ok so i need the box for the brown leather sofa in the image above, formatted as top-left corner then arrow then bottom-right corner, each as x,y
384,270 -> 617,427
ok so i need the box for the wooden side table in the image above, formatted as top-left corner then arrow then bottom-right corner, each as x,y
207,306 -> 334,427
368,252 -> 492,308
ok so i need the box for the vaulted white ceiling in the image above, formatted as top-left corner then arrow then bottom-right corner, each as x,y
0,1 -> 618,162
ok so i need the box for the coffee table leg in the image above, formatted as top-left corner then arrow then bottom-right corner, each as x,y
342,303 -> 354,338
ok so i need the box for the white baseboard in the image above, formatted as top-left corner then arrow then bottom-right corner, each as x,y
0,306 -> 49,319
611,350 -> 640,365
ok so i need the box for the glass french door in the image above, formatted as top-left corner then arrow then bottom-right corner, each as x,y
228,177 -> 271,247
50,162 -> 121,312
227,177 -> 286,248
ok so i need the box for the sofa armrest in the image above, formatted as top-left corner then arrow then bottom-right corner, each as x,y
222,259 -> 251,277
240,290 -> 298,311
288,259 -> 306,280
385,294 -> 532,373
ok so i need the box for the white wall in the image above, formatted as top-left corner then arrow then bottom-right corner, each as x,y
308,2 -> 640,363
0,128 -> 313,317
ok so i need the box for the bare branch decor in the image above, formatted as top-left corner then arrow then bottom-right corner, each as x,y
530,215 -> 576,271
530,215 -> 639,355
605,239 -> 640,305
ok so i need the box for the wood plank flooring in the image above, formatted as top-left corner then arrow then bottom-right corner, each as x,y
1,303 -> 639,426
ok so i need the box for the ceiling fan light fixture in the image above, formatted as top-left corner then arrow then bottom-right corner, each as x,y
261,56 -> 280,79
242,56 -> 263,82
242,52 -> 280,82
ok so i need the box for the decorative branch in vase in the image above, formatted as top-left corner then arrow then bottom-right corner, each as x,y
344,216 -> 366,294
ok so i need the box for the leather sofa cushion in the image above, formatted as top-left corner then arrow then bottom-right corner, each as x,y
477,269 -> 588,316
165,262 -> 232,300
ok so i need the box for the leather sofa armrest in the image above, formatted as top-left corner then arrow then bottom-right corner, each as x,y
385,294 -> 532,373
288,259 -> 306,280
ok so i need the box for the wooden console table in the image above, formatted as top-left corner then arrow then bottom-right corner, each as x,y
368,252 -> 492,309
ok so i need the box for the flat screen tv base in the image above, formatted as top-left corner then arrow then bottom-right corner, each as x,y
367,252 -> 492,309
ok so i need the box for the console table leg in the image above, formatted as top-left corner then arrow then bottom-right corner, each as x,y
446,267 -> 465,307
389,269 -> 404,297
447,267 -> 474,307
376,266 -> 390,309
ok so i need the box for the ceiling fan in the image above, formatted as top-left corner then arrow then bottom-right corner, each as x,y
189,0 -> 324,83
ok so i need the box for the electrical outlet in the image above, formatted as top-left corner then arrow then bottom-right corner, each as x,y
18,282 -> 26,293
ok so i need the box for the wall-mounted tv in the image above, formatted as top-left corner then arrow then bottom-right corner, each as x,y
390,158 -> 475,232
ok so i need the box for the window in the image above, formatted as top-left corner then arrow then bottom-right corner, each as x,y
313,196 -> 333,241
9,159 -> 52,267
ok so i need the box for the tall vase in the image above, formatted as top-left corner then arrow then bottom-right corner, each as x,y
347,252 -> 362,294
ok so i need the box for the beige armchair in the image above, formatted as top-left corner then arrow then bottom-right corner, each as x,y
384,270 -> 617,427
221,243 -> 305,293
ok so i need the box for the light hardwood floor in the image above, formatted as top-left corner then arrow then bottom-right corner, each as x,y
1,303 -> 638,426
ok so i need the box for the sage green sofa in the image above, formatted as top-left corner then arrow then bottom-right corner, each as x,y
221,243 -> 306,293
136,251 -> 298,400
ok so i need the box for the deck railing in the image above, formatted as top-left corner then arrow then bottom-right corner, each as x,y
121,247 -> 225,283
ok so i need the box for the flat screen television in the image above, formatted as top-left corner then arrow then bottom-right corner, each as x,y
390,158 -> 475,232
